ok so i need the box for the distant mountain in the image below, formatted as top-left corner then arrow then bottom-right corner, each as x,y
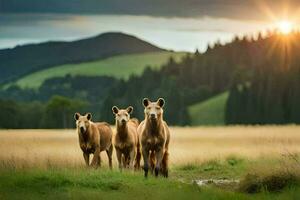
0,32 -> 165,84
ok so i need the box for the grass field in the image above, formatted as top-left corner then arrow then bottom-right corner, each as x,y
1,126 -> 300,199
188,92 -> 229,126
12,51 -> 186,89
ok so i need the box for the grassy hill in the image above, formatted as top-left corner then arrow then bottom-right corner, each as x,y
188,92 -> 229,126
0,32 -> 165,84
13,51 -> 186,89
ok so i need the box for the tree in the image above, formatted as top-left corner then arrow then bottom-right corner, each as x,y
0,99 -> 20,128
43,96 -> 88,128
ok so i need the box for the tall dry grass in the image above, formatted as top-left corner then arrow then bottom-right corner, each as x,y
0,126 -> 300,169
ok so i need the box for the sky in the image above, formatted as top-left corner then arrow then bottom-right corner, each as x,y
0,0 -> 299,52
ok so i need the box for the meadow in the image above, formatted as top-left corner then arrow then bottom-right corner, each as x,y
1,126 -> 300,199
188,92 -> 229,126
13,51 -> 186,89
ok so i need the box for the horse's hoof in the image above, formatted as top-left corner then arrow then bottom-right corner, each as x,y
144,169 -> 148,178
164,170 -> 168,178
155,167 -> 159,177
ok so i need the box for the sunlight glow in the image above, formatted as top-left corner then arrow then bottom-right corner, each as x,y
277,20 -> 293,34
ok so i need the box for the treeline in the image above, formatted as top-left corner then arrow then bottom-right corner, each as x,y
0,76 -> 117,128
97,33 -> 276,125
1,75 -> 118,103
0,96 -> 87,129
1,31 -> 300,128
226,33 -> 300,124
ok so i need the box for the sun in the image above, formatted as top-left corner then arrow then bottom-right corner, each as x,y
277,20 -> 293,35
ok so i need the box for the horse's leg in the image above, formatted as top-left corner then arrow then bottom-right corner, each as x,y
142,147 -> 150,177
134,145 -> 141,170
83,152 -> 90,166
123,153 -> 128,168
91,147 -> 101,168
150,151 -> 155,174
106,144 -> 113,170
129,147 -> 136,169
116,148 -> 123,170
161,150 -> 169,178
154,148 -> 164,177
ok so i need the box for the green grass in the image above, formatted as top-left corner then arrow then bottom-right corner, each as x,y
1,158 -> 300,200
175,156 -> 247,180
1,156 -> 300,199
0,168 -> 230,200
12,51 -> 186,89
188,92 -> 229,126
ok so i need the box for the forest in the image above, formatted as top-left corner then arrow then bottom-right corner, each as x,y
0,31 -> 299,128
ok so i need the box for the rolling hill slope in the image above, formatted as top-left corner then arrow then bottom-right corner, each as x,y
0,32 -> 165,84
12,51 -> 186,89
188,92 -> 229,126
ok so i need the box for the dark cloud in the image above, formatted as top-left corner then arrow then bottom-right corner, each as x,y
0,0 -> 299,20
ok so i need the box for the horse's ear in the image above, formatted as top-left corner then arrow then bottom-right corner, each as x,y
86,113 -> 92,121
74,113 -> 80,120
143,98 -> 150,107
157,98 -> 165,108
126,106 -> 133,114
112,106 -> 119,114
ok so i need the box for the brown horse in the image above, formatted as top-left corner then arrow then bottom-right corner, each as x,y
74,113 -> 113,168
137,98 -> 170,177
112,106 -> 141,170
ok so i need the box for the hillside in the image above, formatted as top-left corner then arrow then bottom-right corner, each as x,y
12,51 -> 186,89
188,92 -> 229,126
3,33 -> 297,126
0,32 -> 165,84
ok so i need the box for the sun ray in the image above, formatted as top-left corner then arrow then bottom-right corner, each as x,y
255,0 -> 299,34
278,20 -> 293,35
255,0 -> 278,21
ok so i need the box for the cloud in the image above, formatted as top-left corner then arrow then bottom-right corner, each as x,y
1,0 -> 299,20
